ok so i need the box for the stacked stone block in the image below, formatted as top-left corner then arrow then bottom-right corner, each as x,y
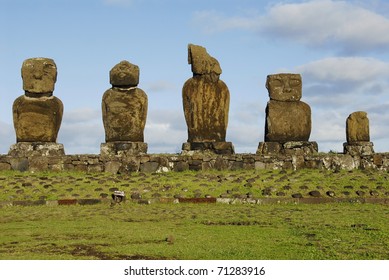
257,73 -> 317,156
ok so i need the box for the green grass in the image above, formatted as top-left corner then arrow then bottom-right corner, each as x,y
0,169 -> 388,201
1,203 -> 388,260
0,169 -> 388,260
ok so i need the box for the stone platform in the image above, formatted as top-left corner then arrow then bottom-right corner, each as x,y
256,141 -> 318,156
343,142 -> 374,156
8,142 -> 65,157
181,142 -> 235,155
100,142 -> 148,157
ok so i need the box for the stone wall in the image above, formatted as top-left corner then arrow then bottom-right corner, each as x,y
1,152 -> 389,173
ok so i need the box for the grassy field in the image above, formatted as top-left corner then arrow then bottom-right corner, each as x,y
1,203 -> 388,260
0,168 -> 389,201
0,169 -> 388,260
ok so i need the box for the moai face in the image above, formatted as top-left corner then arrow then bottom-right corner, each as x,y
266,73 -> 302,101
22,58 -> 57,94
110,60 -> 139,87
188,44 -> 222,77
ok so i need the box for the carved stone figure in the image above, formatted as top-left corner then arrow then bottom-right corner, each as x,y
10,57 -> 65,156
346,111 -> 370,143
258,73 -> 317,156
182,44 -> 234,154
101,60 -> 148,156
13,58 -> 63,142
344,111 -> 374,156
266,73 -> 302,102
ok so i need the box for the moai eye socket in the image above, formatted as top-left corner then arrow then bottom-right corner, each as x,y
289,79 -> 301,87
270,79 -> 283,87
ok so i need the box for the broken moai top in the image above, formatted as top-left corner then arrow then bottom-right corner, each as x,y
22,58 -> 57,95
110,60 -> 140,87
188,44 -> 222,82
102,60 -> 147,142
346,111 -> 370,143
266,73 -> 302,102
183,44 -> 230,142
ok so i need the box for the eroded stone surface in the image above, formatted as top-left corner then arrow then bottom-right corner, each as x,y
346,111 -> 370,143
13,96 -> 63,142
102,60 -> 148,143
8,142 -> 65,157
183,44 -> 230,146
100,142 -> 148,157
265,100 -> 311,142
102,88 -> 147,142
183,77 -> 230,142
22,58 -> 57,94
13,57 -> 63,143
188,44 -> 222,78
110,60 -> 139,87
266,73 -> 302,102
343,142 -> 374,156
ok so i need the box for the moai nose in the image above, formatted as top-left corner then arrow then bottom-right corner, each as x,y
33,65 -> 44,79
284,80 -> 292,92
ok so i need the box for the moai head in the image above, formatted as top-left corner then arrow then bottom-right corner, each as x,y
188,44 -> 222,81
110,60 -> 139,87
21,58 -> 57,95
266,73 -> 302,101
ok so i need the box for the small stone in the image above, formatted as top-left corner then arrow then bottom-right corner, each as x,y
356,190 -> 365,196
370,191 -> 379,197
308,190 -> 321,197
131,193 -> 142,200
292,193 -> 303,198
326,191 -> 335,197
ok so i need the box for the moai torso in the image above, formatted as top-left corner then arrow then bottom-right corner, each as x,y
346,111 -> 370,143
264,74 -> 311,142
13,58 -> 63,142
182,44 -> 230,142
102,61 -> 148,142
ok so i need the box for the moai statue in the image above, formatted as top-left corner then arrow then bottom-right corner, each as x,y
101,60 -> 148,156
343,111 -> 374,156
181,44 -> 234,155
257,73 -> 318,156
9,57 -> 65,157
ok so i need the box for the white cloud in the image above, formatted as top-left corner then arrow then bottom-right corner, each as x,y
296,57 -> 389,83
193,0 -> 389,54
290,57 -> 389,110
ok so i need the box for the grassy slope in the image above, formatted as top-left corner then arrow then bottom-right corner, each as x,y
0,169 -> 389,201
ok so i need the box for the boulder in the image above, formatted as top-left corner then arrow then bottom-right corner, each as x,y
265,100 -> 311,142
266,73 -> 302,102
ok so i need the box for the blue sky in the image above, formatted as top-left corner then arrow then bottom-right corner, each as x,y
1,0 -> 389,154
